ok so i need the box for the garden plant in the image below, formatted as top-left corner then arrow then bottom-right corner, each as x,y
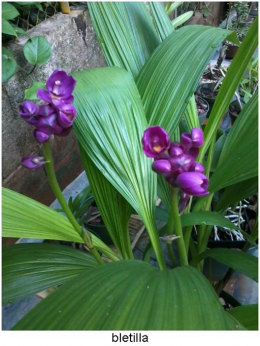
2,2 -> 258,330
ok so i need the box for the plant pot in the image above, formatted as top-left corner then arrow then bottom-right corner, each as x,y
229,100 -> 245,125
225,45 -> 238,60
196,96 -> 209,125
196,83 -> 218,114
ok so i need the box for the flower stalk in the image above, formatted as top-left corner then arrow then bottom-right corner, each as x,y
42,141 -> 104,265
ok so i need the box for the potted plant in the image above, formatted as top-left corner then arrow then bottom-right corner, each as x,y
2,2 -> 258,331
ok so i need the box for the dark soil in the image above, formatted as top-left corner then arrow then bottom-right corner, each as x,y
198,85 -> 219,99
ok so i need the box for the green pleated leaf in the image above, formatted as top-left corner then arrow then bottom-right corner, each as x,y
184,94 -> 200,131
209,94 -> 258,192
79,146 -> 133,259
12,260 -> 241,330
165,2 -> 183,15
191,249 -> 258,282
2,188 -> 119,262
149,2 -> 174,41
136,25 -> 231,138
88,2 -> 160,78
73,67 -> 165,269
2,243 -> 98,305
216,177 -> 258,211
200,17 -> 258,158
156,208 -> 240,230
228,304 -> 258,331
172,11 -> 193,29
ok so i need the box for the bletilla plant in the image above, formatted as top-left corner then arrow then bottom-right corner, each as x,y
2,2 -> 258,332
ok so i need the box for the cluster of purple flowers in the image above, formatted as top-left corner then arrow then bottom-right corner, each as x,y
20,70 -> 76,170
142,126 -> 209,198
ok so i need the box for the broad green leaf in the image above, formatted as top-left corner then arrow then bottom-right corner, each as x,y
79,146 -> 133,259
209,94 -> 258,192
2,188 -> 119,262
2,2 -> 19,20
2,243 -> 98,305
149,2 -> 174,41
2,47 -> 17,82
172,11 -> 193,28
191,249 -> 258,282
2,18 -> 17,37
23,36 -> 52,65
88,2 -> 160,78
216,177 -> 258,211
24,81 -> 46,100
73,67 -> 166,270
136,25 -> 231,138
12,260 -> 241,330
156,209 -> 241,230
200,18 -> 258,158
228,304 -> 258,331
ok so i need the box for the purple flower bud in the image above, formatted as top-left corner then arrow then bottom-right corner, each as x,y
57,104 -> 77,128
34,130 -> 49,143
152,159 -> 172,175
38,104 -> 56,117
181,133 -> 193,148
185,146 -> 199,159
37,70 -> 76,104
21,156 -> 46,170
168,142 -> 184,157
190,162 -> 205,173
176,172 -> 209,197
19,101 -> 38,123
191,128 -> 204,147
181,128 -> 204,149
36,113 -> 63,135
165,172 -> 179,187
142,126 -> 170,158
169,154 -> 194,174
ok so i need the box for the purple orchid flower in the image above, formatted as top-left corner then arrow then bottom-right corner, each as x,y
142,126 -> 170,158
37,70 -> 76,104
181,128 -> 204,149
168,142 -> 184,157
34,130 -> 50,143
169,154 -> 194,175
19,101 -> 38,122
21,156 -> 46,170
176,172 -> 209,197
57,104 -> 77,128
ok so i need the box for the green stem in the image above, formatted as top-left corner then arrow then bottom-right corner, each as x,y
17,64 -> 34,82
42,142 -> 104,265
170,187 -> 188,266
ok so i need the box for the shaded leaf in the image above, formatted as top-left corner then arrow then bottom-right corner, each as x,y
172,11 -> 193,28
12,260 -> 240,330
2,2 -> 19,20
24,81 -> 45,100
149,2 -> 174,41
191,248 -> 258,282
2,18 -> 17,37
3,243 -> 97,304
23,36 -> 52,65
2,47 -> 17,82
228,304 -> 258,331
